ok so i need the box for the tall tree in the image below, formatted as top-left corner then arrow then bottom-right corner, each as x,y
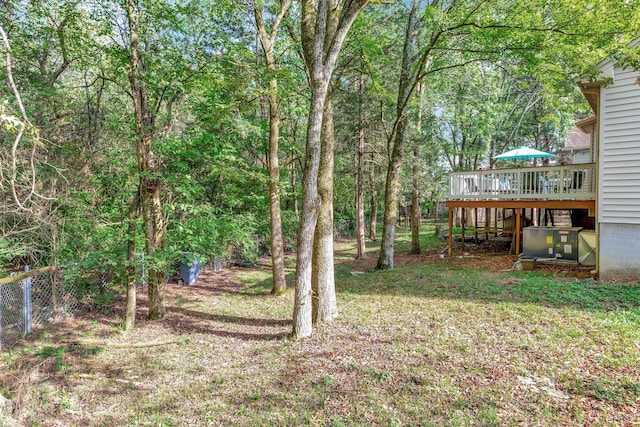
123,0 -> 166,323
293,0 -> 369,338
377,0 -> 421,269
252,0 -> 292,295
355,70 -> 367,259
410,82 -> 425,254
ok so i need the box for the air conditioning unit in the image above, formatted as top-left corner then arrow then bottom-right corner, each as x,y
523,227 -> 556,258
554,228 -> 582,262
523,227 -> 582,262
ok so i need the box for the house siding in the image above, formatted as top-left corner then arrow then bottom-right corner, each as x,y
600,67 -> 640,225
599,223 -> 640,281
573,149 -> 590,164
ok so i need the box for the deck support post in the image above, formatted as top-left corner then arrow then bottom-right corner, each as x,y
474,208 -> 479,243
445,200 -> 595,258
515,208 -> 521,256
461,208 -> 466,250
448,207 -> 453,257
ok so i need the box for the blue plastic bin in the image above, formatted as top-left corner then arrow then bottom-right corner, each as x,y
179,254 -> 202,285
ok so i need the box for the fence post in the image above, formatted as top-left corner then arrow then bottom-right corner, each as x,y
23,265 -> 32,335
51,266 -> 59,317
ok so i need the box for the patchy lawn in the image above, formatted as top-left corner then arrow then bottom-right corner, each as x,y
1,228 -> 639,426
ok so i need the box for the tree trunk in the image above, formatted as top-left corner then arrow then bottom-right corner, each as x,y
377,1 -> 419,269
355,72 -> 367,259
294,0 -> 368,338
124,196 -> 138,331
267,81 -> 287,294
125,0 -> 165,321
293,80 -> 325,338
139,139 -> 166,320
368,157 -> 377,241
377,114 -> 408,269
253,0 -> 290,295
410,83 -> 425,255
312,94 -> 337,323
410,141 -> 421,254
292,154 -> 299,218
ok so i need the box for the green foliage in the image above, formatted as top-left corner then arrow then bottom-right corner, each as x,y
159,127 -> 272,261
166,208 -> 261,261
589,378 -> 640,404
35,346 -> 66,359
0,238 -> 26,274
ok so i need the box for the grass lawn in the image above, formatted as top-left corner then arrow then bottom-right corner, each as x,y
1,225 -> 639,426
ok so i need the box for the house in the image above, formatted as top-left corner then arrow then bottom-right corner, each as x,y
562,123 -> 593,164
445,48 -> 640,281
576,46 -> 640,281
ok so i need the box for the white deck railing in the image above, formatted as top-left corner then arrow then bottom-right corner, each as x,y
447,164 -> 596,201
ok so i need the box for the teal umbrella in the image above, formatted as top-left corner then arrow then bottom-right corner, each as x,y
493,146 -> 554,160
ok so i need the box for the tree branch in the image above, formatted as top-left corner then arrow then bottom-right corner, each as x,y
1,26 -> 32,126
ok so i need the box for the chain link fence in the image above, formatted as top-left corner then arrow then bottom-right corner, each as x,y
0,252 -> 190,351
0,266 -> 92,351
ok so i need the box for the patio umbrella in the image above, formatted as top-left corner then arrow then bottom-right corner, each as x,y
493,146 -> 554,160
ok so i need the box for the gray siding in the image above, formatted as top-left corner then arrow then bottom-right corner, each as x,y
573,149 -> 591,164
599,223 -> 640,281
600,68 -> 640,224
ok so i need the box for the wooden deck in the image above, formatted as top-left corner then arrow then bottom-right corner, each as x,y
448,164 -> 596,202
445,164 -> 597,257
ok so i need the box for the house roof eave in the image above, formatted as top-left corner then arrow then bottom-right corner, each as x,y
576,82 -> 601,113
575,115 -> 597,132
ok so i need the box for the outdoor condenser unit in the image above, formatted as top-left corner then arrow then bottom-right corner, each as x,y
554,228 -> 582,262
523,227 -> 556,259
523,227 -> 582,262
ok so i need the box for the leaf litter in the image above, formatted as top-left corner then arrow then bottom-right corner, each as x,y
0,242 -> 638,425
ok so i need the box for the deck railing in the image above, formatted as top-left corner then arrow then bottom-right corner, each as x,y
447,163 -> 596,201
